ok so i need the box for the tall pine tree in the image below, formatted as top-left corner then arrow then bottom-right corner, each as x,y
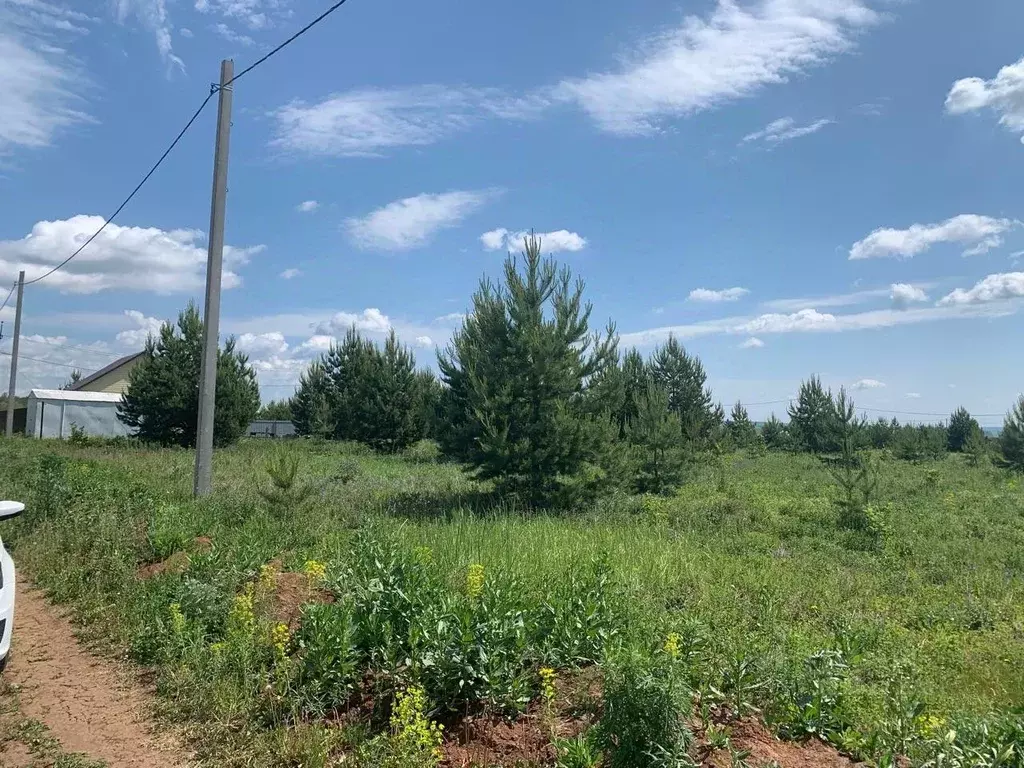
788,375 -> 838,453
438,233 -> 617,507
292,361 -> 333,438
947,406 -> 981,453
727,401 -> 757,448
1000,395 -> 1024,471
649,335 -> 719,446
117,303 -> 259,447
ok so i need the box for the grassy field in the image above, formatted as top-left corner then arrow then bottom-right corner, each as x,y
0,437 -> 1022,767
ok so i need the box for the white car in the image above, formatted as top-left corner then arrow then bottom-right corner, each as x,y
0,500 -> 25,672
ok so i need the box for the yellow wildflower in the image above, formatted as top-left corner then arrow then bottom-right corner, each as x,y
258,563 -> 277,591
227,591 -> 256,638
413,546 -> 433,565
168,602 -> 186,637
391,686 -> 444,764
465,563 -> 485,599
539,667 -> 557,704
663,632 -> 680,659
303,559 -> 327,583
270,622 -> 290,660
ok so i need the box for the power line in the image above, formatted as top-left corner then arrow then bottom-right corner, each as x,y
20,335 -> 124,357
227,0 -> 353,85
0,283 -> 15,313
0,350 -> 84,371
17,0 -> 355,288
22,92 -> 216,288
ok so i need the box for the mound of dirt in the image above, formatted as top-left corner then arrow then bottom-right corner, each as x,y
442,713 -> 560,767
136,538 -> 214,580
698,719 -> 861,768
269,571 -> 334,630
137,551 -> 191,580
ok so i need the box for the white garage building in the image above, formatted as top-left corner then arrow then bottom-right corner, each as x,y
24,389 -> 133,439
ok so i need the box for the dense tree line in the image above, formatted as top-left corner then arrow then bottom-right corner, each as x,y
116,238 -> 1024,491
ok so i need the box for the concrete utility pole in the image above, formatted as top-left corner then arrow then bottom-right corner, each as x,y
4,272 -> 25,438
193,60 -> 234,497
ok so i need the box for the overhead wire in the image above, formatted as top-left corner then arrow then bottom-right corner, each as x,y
0,350 -> 86,371
0,282 -> 16,313
20,0 -> 356,288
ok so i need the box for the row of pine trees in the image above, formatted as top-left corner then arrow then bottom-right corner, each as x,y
115,236 -> 1024,508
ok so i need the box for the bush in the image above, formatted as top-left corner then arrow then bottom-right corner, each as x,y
788,376 -> 838,453
292,602 -> 359,716
1000,395 -> 1024,471
599,649 -> 692,768
947,407 -> 981,453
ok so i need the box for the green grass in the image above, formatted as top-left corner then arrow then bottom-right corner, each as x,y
1,437 -> 1022,766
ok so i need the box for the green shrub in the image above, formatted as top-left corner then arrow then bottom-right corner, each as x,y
292,602 -> 359,717
598,649 -> 692,768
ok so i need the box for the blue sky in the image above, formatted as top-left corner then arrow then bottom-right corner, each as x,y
1,0 -> 1023,424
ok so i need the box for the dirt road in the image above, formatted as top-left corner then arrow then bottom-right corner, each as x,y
0,577 -> 191,768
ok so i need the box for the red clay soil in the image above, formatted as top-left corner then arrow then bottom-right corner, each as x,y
0,577 -> 192,768
699,719 -> 861,768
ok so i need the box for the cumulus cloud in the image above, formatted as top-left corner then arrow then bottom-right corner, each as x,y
296,200 -> 319,213
115,309 -> 165,347
890,283 -> 928,309
739,337 -> 764,349
945,56 -> 1024,143
0,2 -> 94,155
689,287 -> 749,303
849,214 -> 1016,260
741,117 -> 833,145
736,308 -> 837,333
0,215 -> 262,293
414,335 -> 433,348
480,228 -> 587,254
554,0 -> 878,135
236,331 -> 288,357
905,392 -> 921,399
279,268 -> 301,280
853,378 -> 885,390
938,272 -> 1024,306
346,190 -> 495,251
315,308 -> 392,336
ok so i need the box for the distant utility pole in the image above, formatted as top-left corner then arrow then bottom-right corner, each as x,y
4,272 -> 25,438
193,60 -> 234,497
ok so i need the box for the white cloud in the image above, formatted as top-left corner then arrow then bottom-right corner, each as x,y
554,0 -> 878,135
853,378 -> 885,390
480,228 -> 587,254
414,335 -> 433,348
849,214 -> 1016,260
113,0 -> 185,72
270,86 -> 520,158
736,308 -> 838,333
739,336 -> 764,349
620,301 -> 1020,347
0,2 -> 93,155
741,116 -> 833,145
0,215 -> 262,293
179,26 -> 194,38
236,331 -> 288,358
346,190 -> 495,251
194,0 -> 281,30
296,200 -> 319,213
945,56 -> 1024,143
434,312 -> 466,324
905,392 -> 921,399
212,22 -> 254,46
279,268 -> 301,280
315,308 -> 392,336
890,282 -> 928,309
689,286 -> 749,303
938,272 -> 1024,306
115,309 -> 165,347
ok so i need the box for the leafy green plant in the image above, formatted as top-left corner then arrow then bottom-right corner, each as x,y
257,451 -> 316,513
599,649 -> 693,768
292,602 -> 359,716
555,729 -> 603,768
356,686 -> 444,768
